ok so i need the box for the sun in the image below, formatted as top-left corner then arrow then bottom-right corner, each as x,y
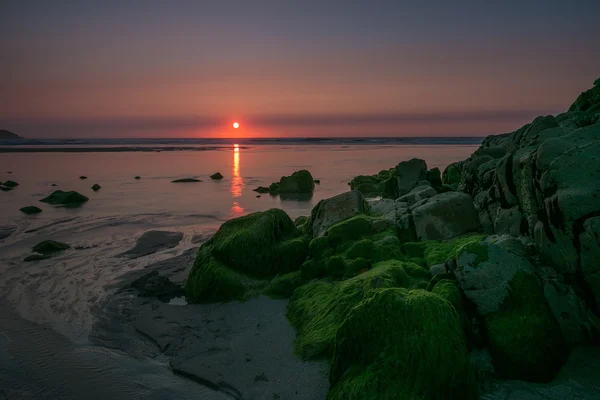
232,122 -> 240,129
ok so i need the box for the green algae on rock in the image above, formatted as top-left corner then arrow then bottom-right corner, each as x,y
32,240 -> 70,255
287,260 -> 429,360
265,270 -> 304,298
328,288 -> 475,400
185,208 -> 309,302
269,170 -> 315,194
20,206 -> 42,214
40,190 -> 89,205
210,172 -> 223,180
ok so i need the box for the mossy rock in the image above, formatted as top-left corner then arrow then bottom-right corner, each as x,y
185,209 -> 309,302
20,206 -> 42,214
400,234 -> 486,266
442,161 -> 463,190
294,215 -> 309,234
210,172 -> 223,180
24,253 -> 52,262
270,170 -> 315,194
484,271 -> 569,382
91,184 -> 101,191
40,190 -> 89,205
326,214 -> 373,248
328,288 -> 475,400
172,178 -> 202,183
32,240 -> 70,255
253,186 -> 270,194
265,271 -> 305,298
327,256 -> 346,280
288,260 -> 429,359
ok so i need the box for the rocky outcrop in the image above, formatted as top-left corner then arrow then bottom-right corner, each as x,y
270,170 -> 315,194
0,129 -> 23,140
448,78 -> 600,309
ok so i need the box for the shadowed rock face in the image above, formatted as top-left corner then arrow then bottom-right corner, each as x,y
446,78 -> 600,309
309,190 -> 369,237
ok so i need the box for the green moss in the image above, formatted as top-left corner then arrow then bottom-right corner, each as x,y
484,271 -> 568,382
265,271 -> 304,298
329,288 -> 475,400
326,215 -> 372,248
40,190 -> 89,205
309,236 -> 330,259
327,256 -> 346,280
300,259 -> 323,280
270,170 -> 315,194
423,234 -> 486,266
287,260 -> 429,359
32,240 -> 69,255
372,235 -> 405,262
344,239 -> 374,259
345,257 -> 370,277
294,215 -> 309,227
185,209 -> 309,302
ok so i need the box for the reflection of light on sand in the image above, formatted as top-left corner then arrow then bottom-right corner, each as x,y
230,144 -> 244,216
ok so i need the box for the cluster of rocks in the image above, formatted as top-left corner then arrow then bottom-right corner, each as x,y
182,79 -> 600,398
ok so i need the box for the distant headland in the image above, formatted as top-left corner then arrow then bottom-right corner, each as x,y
0,130 -> 23,140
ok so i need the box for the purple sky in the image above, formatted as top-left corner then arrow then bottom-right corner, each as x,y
1,1 -> 599,138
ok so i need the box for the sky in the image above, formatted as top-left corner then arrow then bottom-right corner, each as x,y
1,1 -> 599,138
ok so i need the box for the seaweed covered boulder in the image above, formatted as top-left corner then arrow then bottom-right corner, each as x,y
309,190 -> 369,237
270,170 -> 315,194
40,190 -> 89,205
288,260 -> 430,359
185,208 -> 309,302
328,288 -> 475,400
411,192 -> 480,240
454,240 -> 568,381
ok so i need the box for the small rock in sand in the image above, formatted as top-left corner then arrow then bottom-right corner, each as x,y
91,184 -> 101,191
119,230 -> 183,259
32,240 -> 70,255
20,206 -> 42,215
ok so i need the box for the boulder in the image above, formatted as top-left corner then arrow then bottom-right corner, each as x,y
309,190 -> 369,237
454,241 -> 568,381
91,184 -> 101,191
32,240 -> 70,255
394,158 -> 427,197
271,170 -> 315,194
2,180 -> 18,188
411,192 -> 480,240
210,172 -> 223,180
427,167 -> 442,186
134,176 -> 141,180
442,161 -> 464,190
20,206 -> 42,214
40,190 -> 89,205
185,209 -> 308,302
252,186 -> 270,194
397,184 -> 437,206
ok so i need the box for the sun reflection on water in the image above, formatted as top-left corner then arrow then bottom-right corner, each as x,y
230,144 -> 245,216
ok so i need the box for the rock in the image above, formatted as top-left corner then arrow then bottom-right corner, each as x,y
270,170 -> 315,194
209,172 -> 223,180
20,206 -> 42,214
79,176 -> 87,180
429,263 -> 446,277
252,186 -> 270,193
185,209 -> 308,302
427,167 -> 442,186
91,184 -> 101,191
411,192 -> 480,240
256,195 -> 261,198
134,176 -> 141,180
32,240 -> 70,255
397,184 -> 437,206
24,254 -> 51,262
128,271 -> 182,298
120,231 -> 183,259
309,190 -> 369,237
454,241 -> 568,381
313,179 -> 320,184
0,129 -> 23,139
442,161 -> 464,190
0,224 -> 17,240
2,180 -> 18,188
51,183 -> 57,186
40,190 -> 89,205
493,206 -> 523,236
394,158 -> 428,197
171,178 -> 202,183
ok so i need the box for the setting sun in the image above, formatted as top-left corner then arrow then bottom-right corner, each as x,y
232,122 -> 240,129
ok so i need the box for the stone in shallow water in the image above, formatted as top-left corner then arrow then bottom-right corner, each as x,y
40,190 -> 89,205
32,240 -> 70,255
171,178 -> 202,183
210,172 -> 223,180
20,206 -> 42,214
91,184 -> 101,191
